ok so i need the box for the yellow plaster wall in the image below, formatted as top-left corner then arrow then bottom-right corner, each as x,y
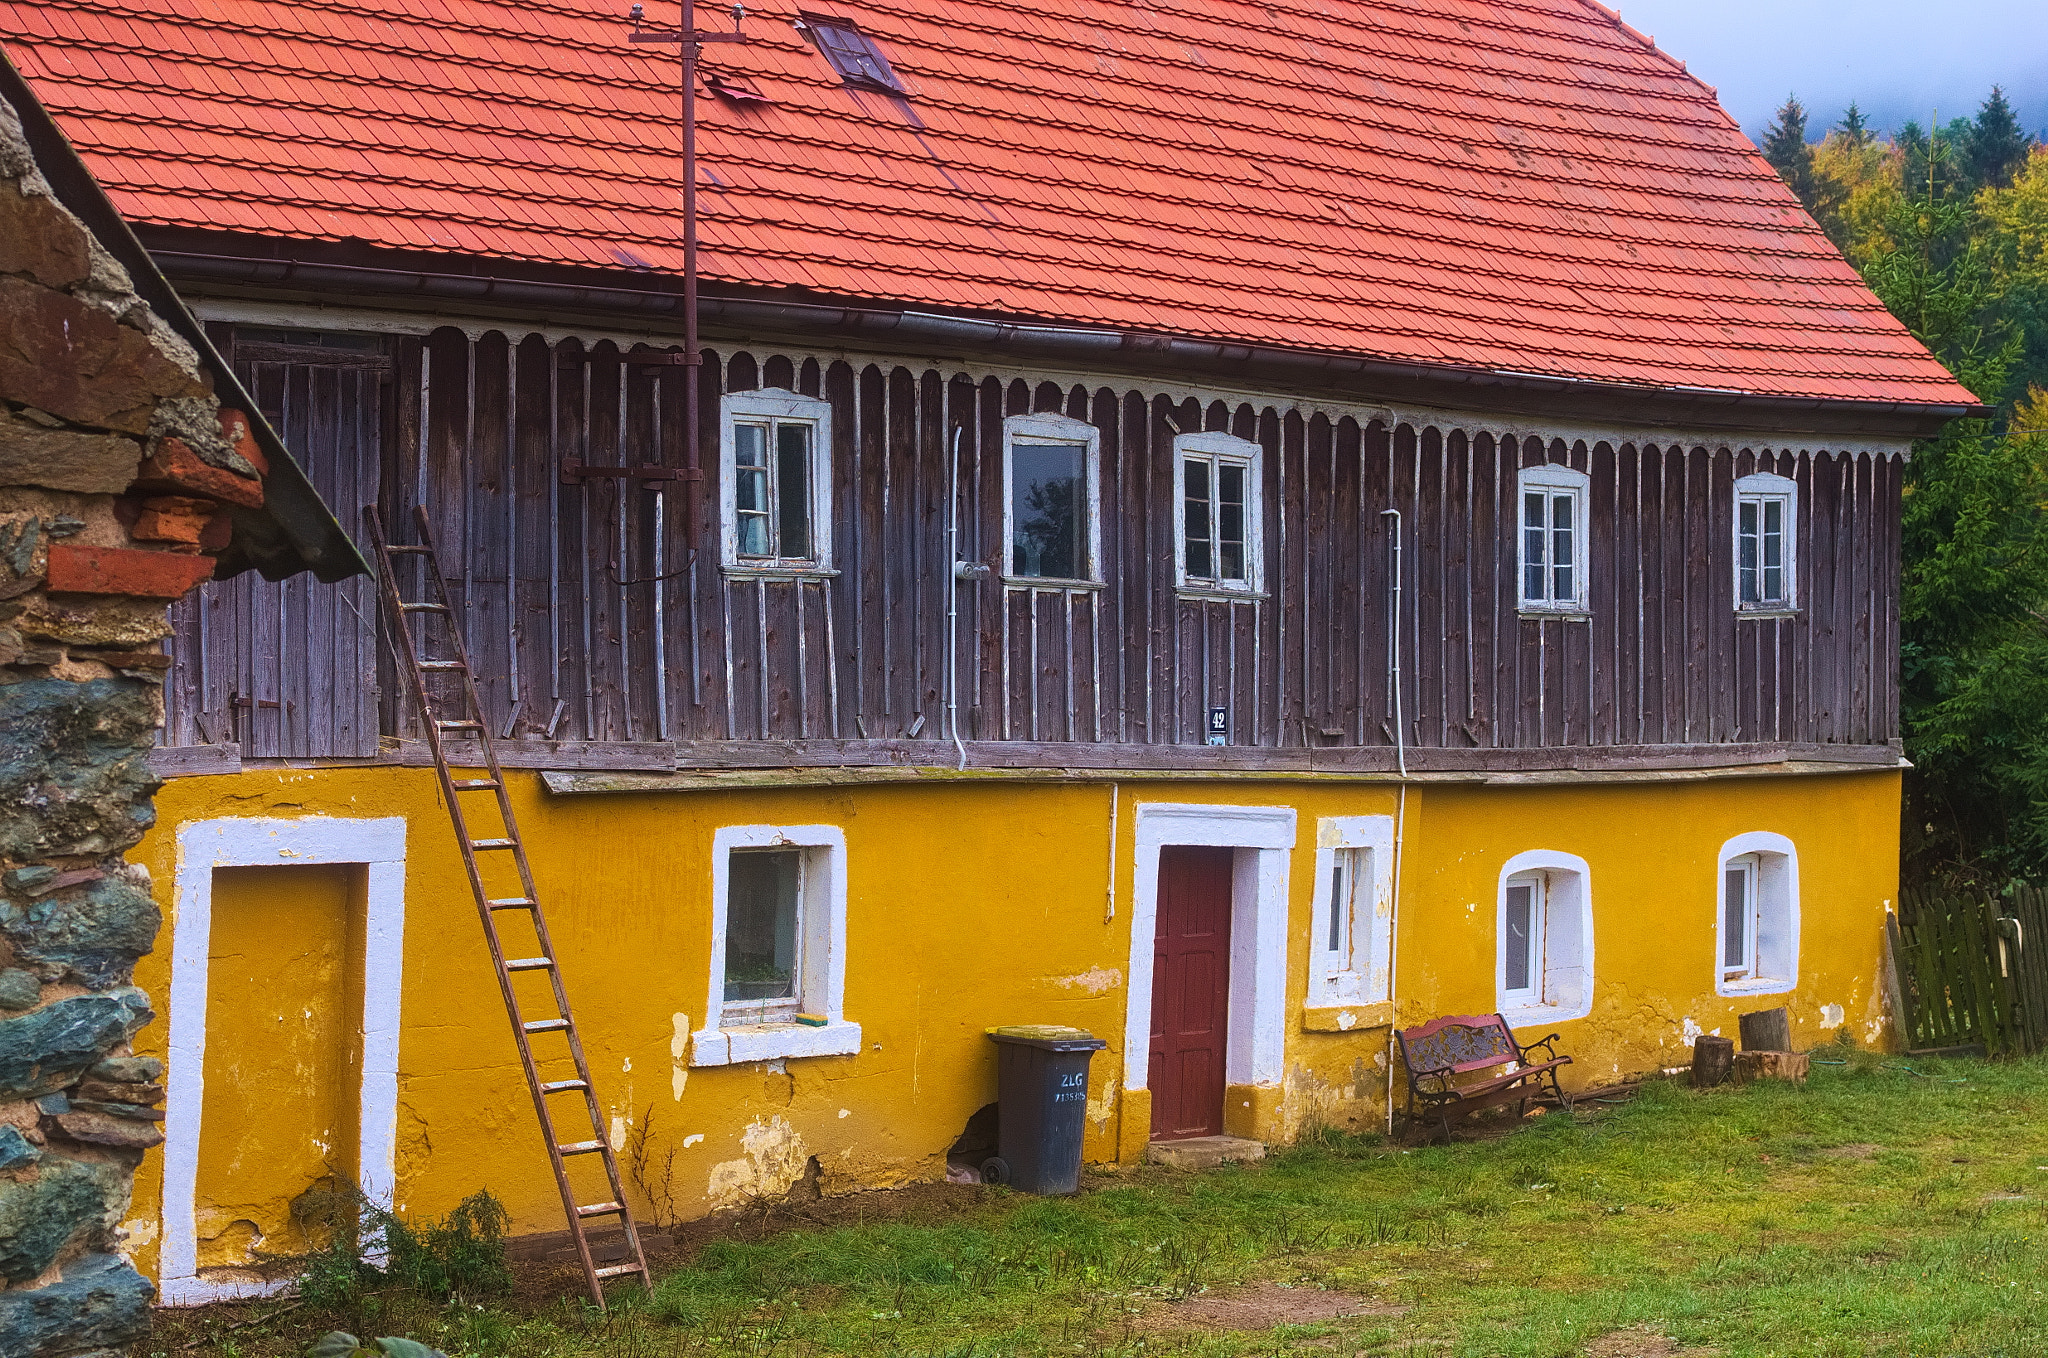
119,764 -> 1899,1283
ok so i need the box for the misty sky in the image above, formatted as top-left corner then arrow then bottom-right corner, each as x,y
1607,0 -> 2048,140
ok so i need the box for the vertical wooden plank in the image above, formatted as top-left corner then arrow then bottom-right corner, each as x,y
1412,426 -> 1444,748
1809,450 -> 1841,741
1589,441 -> 1618,747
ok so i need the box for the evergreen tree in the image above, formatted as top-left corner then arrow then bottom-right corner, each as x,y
1760,94 -> 1817,206
1838,102 -> 1871,147
1966,86 -> 2032,192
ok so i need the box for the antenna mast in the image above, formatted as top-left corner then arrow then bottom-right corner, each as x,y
630,0 -> 750,546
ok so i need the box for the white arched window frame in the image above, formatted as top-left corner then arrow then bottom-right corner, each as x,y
1173,431 -> 1265,597
720,388 -> 835,574
1734,471 -> 1799,613
1516,463 -> 1591,615
1307,815 -> 1395,1009
1715,831 -> 1800,996
1496,849 -> 1594,1026
1003,412 -> 1103,585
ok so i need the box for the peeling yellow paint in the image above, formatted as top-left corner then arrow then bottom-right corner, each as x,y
1047,966 -> 1122,995
706,1115 -> 810,1208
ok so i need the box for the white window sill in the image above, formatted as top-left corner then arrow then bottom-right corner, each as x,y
691,1018 -> 862,1066
1517,608 -> 1591,623
1499,1000 -> 1590,1029
723,565 -> 841,581
1177,586 -> 1269,603
1001,576 -> 1106,592
1715,976 -> 1796,999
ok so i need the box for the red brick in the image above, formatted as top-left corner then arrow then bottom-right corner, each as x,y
130,496 -> 213,549
132,437 -> 264,508
217,408 -> 269,477
46,543 -> 215,599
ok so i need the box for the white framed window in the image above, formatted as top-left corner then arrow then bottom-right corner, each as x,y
1004,413 -> 1101,585
1174,432 -> 1263,596
691,824 -> 860,1065
1715,831 -> 1799,996
1516,463 -> 1590,614
1307,815 -> 1395,1009
1734,472 -> 1798,612
1496,850 -> 1594,1024
720,389 -> 833,573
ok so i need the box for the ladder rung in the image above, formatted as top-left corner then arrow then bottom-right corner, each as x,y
384,544 -> 431,555
577,1201 -> 625,1218
557,1139 -> 605,1156
452,779 -> 501,791
504,956 -> 555,972
470,838 -> 518,851
419,660 -> 467,671
523,1018 -> 571,1033
437,720 -> 484,731
592,1264 -> 645,1280
540,1079 -> 590,1094
488,897 -> 536,910
400,602 -> 448,613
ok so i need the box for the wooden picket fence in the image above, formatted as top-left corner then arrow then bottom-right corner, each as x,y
1889,885 -> 2048,1056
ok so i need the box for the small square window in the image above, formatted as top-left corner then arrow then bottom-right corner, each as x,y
1004,414 -> 1101,584
1496,852 -> 1593,1023
1176,433 -> 1262,594
1716,833 -> 1799,995
1734,472 -> 1798,612
801,15 -> 904,93
1516,464 -> 1589,613
721,389 -> 833,573
1307,816 -> 1394,1011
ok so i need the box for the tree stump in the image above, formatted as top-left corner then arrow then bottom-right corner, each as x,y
1738,1006 -> 1793,1052
1690,1034 -> 1735,1088
1733,1050 -> 1810,1085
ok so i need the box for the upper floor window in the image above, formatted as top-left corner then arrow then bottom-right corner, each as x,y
1517,463 -> 1590,614
1734,472 -> 1798,612
1004,413 -> 1101,584
721,389 -> 832,572
1716,831 -> 1799,995
799,15 -> 906,94
1497,850 -> 1594,1023
1175,432 -> 1263,595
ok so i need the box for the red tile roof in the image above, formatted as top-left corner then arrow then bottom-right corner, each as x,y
3,0 -> 1976,408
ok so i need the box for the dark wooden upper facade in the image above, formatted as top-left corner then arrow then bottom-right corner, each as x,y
162,319 -> 1906,775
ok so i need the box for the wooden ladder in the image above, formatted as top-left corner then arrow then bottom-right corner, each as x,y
364,505 -> 651,1310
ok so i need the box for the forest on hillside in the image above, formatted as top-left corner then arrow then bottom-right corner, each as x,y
1755,91 -> 2048,886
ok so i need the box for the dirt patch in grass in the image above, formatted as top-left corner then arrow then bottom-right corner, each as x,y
1135,1282 -> 1402,1332
1819,1142 -> 1881,1160
1582,1325 -> 1716,1356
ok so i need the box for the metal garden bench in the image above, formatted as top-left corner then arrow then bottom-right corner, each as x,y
1394,1012 -> 1572,1140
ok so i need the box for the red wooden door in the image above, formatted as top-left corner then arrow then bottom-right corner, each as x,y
1149,845 -> 1234,1140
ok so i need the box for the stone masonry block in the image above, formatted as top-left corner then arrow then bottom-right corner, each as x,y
1,870 -> 161,989
45,543 -> 214,599
0,276 -> 204,434
0,1253 -> 153,1357
131,436 -> 263,508
0,1156 -> 128,1284
0,678 -> 160,859
0,178 -> 90,290
0,414 -> 142,495
0,989 -> 153,1103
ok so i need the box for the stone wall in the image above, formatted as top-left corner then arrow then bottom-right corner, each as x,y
0,91 -> 268,1356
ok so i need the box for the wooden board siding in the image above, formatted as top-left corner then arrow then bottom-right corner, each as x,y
165,324 -> 1906,764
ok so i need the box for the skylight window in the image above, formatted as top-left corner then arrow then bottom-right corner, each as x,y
800,15 -> 904,94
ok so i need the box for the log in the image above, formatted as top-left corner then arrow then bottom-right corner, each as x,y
1738,1007 -> 1793,1053
1690,1034 -> 1735,1088
1733,1050 -> 1809,1085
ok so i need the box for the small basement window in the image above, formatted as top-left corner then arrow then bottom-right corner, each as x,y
693,824 -> 860,1065
800,15 -> 905,93
1734,472 -> 1798,612
1716,831 -> 1799,996
1496,850 -> 1594,1024
1517,463 -> 1590,614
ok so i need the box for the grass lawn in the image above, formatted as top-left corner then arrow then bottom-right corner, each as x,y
147,1049 -> 2048,1358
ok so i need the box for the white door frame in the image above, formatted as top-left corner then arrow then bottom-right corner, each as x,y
161,817 -> 407,1305
1123,803 -> 1294,1103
